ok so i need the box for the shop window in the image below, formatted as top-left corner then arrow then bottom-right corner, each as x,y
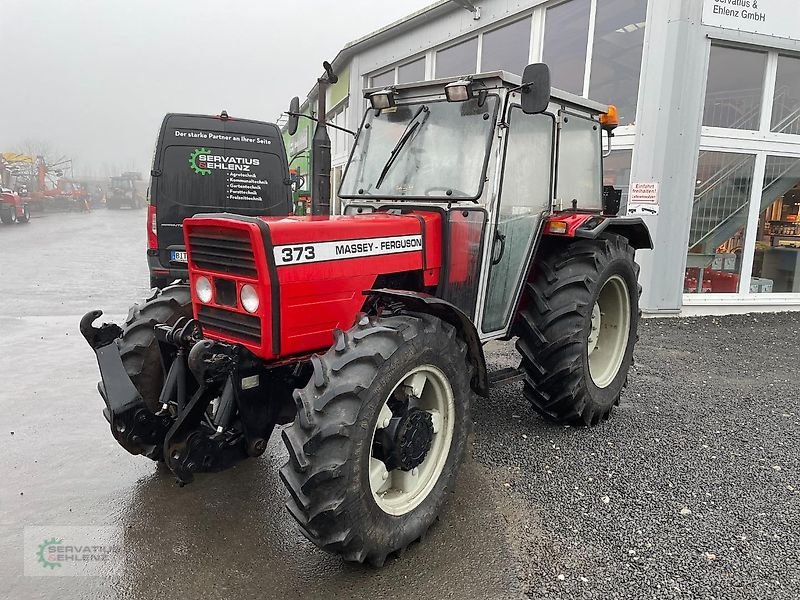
480,17 -> 532,76
603,149 -> 633,210
771,55 -> 800,136
685,152 -> 755,294
435,37 -> 478,78
589,0 -> 647,126
703,45 -> 767,130
542,0 -> 591,95
750,157 -> 800,293
398,57 -> 426,84
370,69 -> 395,88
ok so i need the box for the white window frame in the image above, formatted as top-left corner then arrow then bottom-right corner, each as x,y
684,40 -> 800,305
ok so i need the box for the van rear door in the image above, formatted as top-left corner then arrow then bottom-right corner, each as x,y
151,114 -> 292,270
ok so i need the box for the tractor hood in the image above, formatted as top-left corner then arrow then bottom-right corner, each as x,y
183,212 -> 442,360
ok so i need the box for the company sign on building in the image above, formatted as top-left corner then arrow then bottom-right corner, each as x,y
702,0 -> 800,41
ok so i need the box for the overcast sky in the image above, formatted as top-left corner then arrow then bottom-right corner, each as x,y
0,0 -> 436,178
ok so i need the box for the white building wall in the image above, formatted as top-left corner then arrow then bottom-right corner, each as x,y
323,0 -> 800,314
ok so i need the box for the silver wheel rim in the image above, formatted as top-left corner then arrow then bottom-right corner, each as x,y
588,275 -> 631,389
369,365 -> 455,516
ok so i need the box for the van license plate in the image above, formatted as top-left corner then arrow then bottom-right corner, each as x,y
170,251 -> 187,263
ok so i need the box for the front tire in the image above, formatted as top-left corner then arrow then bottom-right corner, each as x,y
516,234 -> 640,425
117,285 -> 192,414
280,312 -> 474,566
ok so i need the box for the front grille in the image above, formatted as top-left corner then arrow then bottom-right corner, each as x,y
198,305 -> 261,343
188,229 -> 257,277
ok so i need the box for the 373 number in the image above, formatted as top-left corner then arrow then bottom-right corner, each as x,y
280,246 -> 316,263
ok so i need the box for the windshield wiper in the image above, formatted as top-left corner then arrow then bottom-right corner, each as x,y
375,105 -> 429,189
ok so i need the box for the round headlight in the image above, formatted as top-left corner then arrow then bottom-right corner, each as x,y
240,284 -> 259,314
195,276 -> 212,304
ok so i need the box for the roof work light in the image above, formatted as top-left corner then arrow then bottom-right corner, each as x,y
444,78 -> 474,102
369,89 -> 396,110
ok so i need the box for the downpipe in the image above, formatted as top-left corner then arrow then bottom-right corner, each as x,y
80,311 -> 267,484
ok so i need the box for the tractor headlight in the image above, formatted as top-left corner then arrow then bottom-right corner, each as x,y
195,276 -> 213,304
240,284 -> 260,314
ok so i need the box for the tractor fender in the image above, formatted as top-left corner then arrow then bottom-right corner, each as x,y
365,289 -> 489,397
573,216 -> 653,249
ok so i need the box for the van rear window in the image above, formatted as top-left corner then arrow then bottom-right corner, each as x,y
159,145 -> 287,211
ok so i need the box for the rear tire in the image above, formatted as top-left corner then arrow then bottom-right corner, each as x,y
117,285 -> 192,413
17,205 -> 30,224
515,234 -> 640,425
280,312 -> 474,566
1,209 -> 16,224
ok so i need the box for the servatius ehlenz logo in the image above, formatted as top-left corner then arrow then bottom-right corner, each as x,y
189,147 -> 211,176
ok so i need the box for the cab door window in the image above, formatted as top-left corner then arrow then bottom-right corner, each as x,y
482,108 -> 555,333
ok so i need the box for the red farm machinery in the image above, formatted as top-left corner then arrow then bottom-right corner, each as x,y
82,63 -> 651,566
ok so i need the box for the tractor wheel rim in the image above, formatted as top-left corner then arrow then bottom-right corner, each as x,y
588,275 -> 631,388
369,364 -> 455,516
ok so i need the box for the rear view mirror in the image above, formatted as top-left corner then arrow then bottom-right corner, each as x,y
287,96 -> 300,135
520,63 -> 551,115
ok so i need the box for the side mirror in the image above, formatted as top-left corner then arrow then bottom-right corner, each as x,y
287,96 -> 300,135
520,63 -> 551,115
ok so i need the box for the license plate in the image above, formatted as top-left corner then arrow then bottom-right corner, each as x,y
170,250 -> 188,263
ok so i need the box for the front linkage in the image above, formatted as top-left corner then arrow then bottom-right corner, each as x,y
80,310 -> 276,484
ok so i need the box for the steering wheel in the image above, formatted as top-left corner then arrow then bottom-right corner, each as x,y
423,186 -> 470,198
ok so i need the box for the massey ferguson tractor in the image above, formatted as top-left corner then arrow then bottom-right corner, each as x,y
82,63 -> 651,566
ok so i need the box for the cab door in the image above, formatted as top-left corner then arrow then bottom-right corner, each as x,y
480,106 -> 555,335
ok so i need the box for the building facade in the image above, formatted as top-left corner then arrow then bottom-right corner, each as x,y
283,0 -> 800,315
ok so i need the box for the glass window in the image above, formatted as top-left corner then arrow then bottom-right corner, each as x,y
603,149 -> 633,210
398,57 -> 426,84
589,0 -> 647,126
542,0 -> 591,95
557,113 -> 602,210
751,157 -> 800,293
685,152 -> 755,294
483,110 -> 554,332
436,37 -> 478,78
340,97 -> 498,199
480,17 -> 532,76
370,69 -> 395,88
771,55 -> 800,135
703,45 -> 767,130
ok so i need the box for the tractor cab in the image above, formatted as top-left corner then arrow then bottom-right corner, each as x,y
340,67 -> 636,338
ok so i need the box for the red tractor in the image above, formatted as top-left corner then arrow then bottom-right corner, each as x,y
0,188 -> 31,224
82,64 -> 651,566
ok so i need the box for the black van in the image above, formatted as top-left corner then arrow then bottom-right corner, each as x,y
147,113 -> 293,288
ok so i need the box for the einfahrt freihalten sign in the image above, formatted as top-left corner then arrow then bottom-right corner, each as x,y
702,0 -> 800,42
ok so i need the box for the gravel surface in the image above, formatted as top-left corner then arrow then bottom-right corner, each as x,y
475,314 -> 800,599
2,210 -> 798,599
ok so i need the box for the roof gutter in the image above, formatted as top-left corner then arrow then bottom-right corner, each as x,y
302,0 -> 459,103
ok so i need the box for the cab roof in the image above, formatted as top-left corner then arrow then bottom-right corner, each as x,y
364,70 -> 609,115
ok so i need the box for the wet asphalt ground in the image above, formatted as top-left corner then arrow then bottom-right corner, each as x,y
1,208 -> 798,599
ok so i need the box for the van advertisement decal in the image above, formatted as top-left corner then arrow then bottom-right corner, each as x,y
188,148 -> 260,175
173,128 -> 273,146
185,147 -> 269,204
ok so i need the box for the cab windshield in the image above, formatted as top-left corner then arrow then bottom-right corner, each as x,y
340,96 -> 498,200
